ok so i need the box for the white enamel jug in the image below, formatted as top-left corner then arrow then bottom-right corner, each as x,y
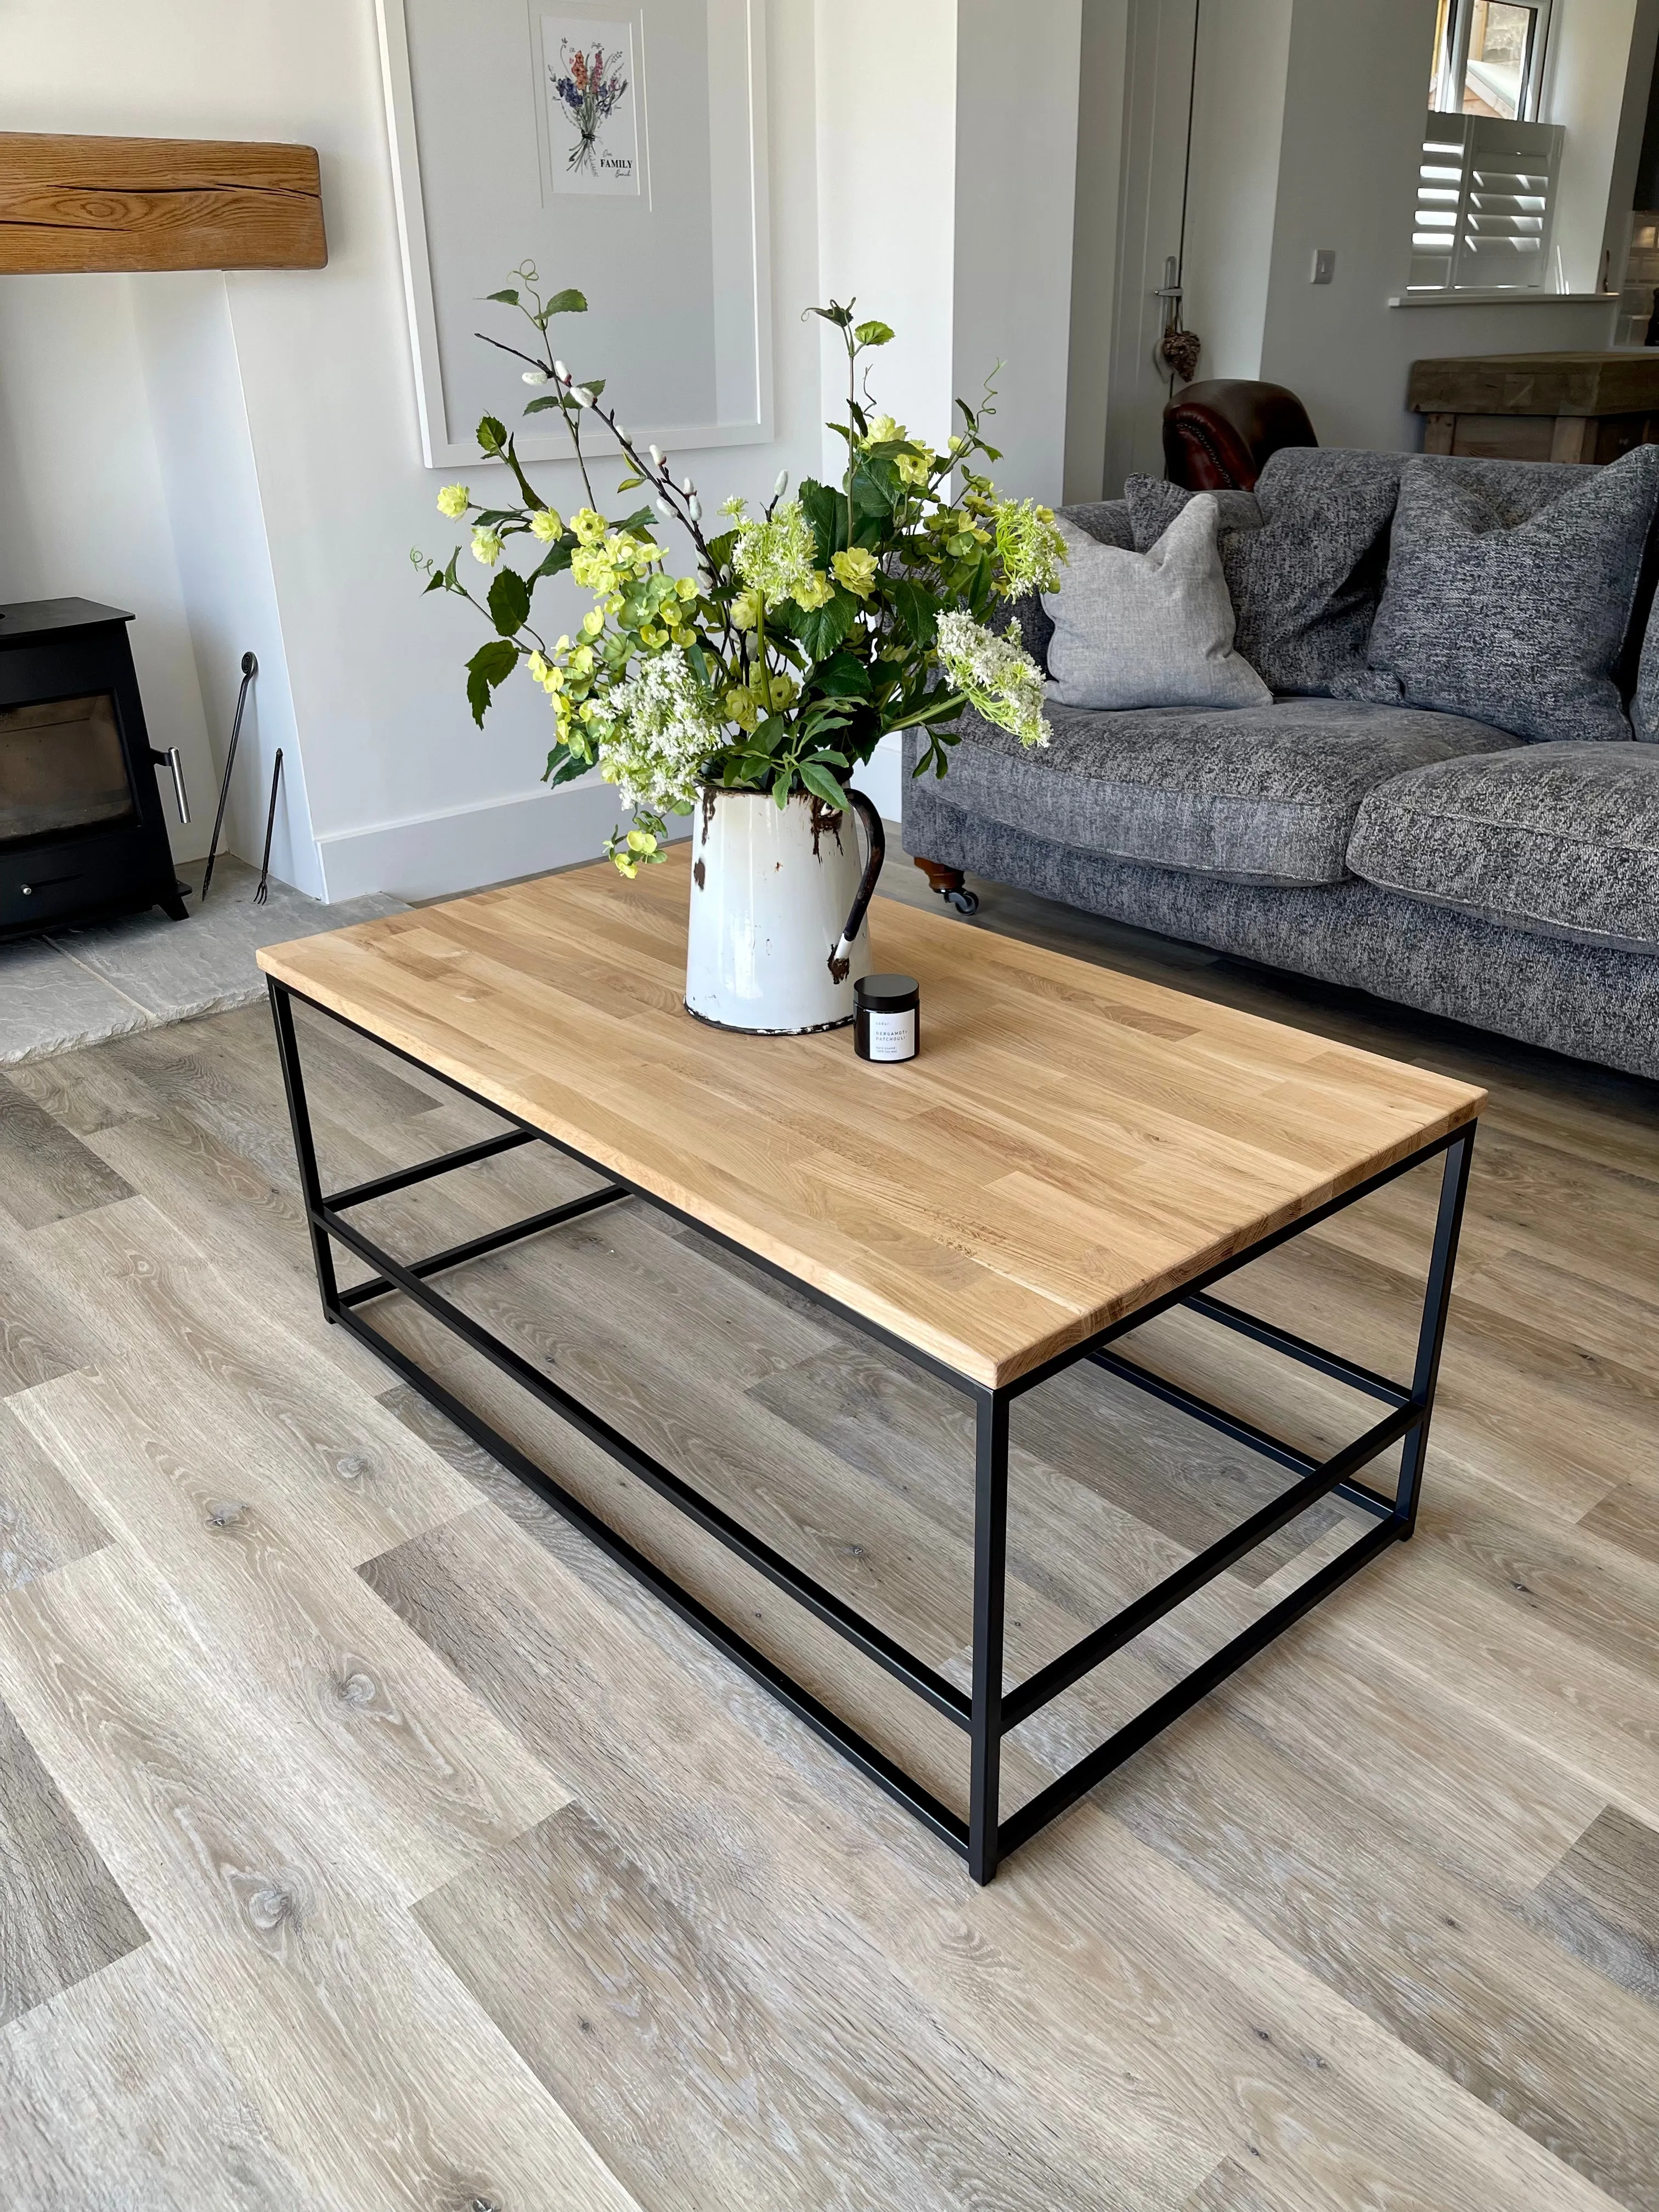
685,787 -> 885,1033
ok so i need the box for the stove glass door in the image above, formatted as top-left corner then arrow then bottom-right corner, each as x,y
0,693 -> 137,848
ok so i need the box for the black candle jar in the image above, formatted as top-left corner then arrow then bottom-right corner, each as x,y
854,973 -> 919,1063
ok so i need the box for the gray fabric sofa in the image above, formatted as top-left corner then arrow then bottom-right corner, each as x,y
902,450 -> 1659,1080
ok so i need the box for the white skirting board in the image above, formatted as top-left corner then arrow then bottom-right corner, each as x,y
314,734 -> 907,904
312,777 -> 688,904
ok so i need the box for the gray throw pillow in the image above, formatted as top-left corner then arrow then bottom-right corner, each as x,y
1331,445 -> 1659,744
1041,498 -> 1272,712
1126,448 -> 1401,695
1629,575 -> 1659,742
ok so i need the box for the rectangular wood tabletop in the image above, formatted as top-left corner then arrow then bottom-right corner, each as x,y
257,853 -> 1483,1390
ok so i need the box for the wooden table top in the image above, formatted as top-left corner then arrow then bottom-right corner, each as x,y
257,854 -> 1483,1390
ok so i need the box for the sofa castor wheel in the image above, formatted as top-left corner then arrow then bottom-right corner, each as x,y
944,887 -> 979,916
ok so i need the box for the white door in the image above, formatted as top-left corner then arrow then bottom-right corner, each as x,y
1102,0 -> 1201,492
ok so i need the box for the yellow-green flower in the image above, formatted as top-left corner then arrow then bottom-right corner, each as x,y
730,587 -> 763,633
864,413 -> 905,447
570,507 -> 607,546
529,507 -> 564,542
832,548 -> 878,599
437,482 -> 470,518
471,526 -> 504,567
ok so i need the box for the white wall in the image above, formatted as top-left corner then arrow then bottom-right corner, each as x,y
1545,0 -> 1645,291
953,0 -> 1084,504
1181,0 -> 1294,383
1063,0 -> 1130,503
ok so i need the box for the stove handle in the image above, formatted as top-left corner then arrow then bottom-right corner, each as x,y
150,746 -> 191,826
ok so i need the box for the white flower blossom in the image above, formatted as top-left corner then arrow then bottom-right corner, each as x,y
935,612 -> 1049,748
589,646 -> 721,817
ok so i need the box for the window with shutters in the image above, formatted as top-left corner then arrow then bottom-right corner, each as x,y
1410,111 -> 1564,291
1413,0 -> 1561,292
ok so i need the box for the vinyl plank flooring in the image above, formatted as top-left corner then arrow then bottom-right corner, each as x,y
1096,1712 -> 1659,2211
15,1360 -> 572,1905
3,863 -> 1657,2210
1525,1805 -> 1659,2010
25,1197 -> 478,1568
368,1503 -> 1619,2212
0,1690 -> 147,2027
0,1400 -> 109,1589
417,1800 -> 1133,2212
0,1074 -> 134,1232
0,1542 -> 636,2212
0,1945 -> 329,2212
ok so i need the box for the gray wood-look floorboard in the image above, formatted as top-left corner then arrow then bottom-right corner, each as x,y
0,858 -> 1655,2208
0,1690 -> 146,2026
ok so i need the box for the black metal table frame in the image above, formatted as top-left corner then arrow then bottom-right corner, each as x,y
269,977 -> 1475,1884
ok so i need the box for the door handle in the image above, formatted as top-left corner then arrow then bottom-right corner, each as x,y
150,745 -> 191,825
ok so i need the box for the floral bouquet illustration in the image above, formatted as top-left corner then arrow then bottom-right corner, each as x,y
551,40 -> 630,177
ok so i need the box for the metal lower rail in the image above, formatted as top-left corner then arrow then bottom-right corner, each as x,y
268,977 -> 1475,1883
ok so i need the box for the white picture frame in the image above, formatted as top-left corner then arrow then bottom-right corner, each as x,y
375,0 -> 774,469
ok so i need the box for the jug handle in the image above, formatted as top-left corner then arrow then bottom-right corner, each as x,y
830,788 -> 886,967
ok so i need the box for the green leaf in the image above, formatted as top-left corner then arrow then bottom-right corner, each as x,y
544,743 -> 589,789
477,414 -> 508,454
808,301 -> 854,328
799,761 -> 850,809
810,649 -> 872,701
853,319 -> 894,348
465,638 -> 519,728
799,477 -> 845,562
422,567 -> 447,595
487,567 -> 531,637
523,392 -> 577,415
545,286 -> 588,315
486,288 -> 520,304
532,539 -> 574,582
615,473 -> 644,491
886,578 -> 939,648
785,591 -> 856,661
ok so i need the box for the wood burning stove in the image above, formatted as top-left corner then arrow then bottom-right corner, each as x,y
0,599 -> 190,941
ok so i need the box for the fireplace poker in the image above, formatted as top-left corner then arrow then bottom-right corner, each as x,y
254,749 -> 284,907
199,652 -> 258,905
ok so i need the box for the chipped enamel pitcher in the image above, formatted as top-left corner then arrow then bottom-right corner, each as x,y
684,786 -> 886,1034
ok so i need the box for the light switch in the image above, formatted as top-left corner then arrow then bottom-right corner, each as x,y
1312,247 -> 1336,285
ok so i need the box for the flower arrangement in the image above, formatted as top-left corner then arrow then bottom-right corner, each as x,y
416,266 -> 1063,875
550,42 -> 630,178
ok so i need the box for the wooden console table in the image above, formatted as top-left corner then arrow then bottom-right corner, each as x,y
1408,350 -> 1659,464
259,856 -> 1481,1882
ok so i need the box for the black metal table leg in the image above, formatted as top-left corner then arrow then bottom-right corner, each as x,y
1394,1124 -> 1475,1537
968,1389 -> 1011,1886
269,980 -> 341,1322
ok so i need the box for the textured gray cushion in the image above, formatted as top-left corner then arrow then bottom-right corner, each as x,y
1041,500 -> 1272,710
1630,574 -> 1659,742
902,764 -> 1659,1081
1332,446 -> 1659,744
1007,498 -> 1131,672
1126,447 -> 1402,696
934,695 -> 1515,886
1347,741 -> 1659,953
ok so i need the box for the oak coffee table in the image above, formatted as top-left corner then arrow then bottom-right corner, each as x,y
258,855 -> 1482,1883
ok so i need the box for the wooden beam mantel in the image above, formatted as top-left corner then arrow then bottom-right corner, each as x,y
0,132 -> 326,274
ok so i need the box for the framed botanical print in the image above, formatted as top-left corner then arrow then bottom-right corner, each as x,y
375,0 -> 773,465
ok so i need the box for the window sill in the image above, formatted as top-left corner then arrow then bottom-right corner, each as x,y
1387,289 -> 1617,308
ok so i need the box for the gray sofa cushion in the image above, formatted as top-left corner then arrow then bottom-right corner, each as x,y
1042,501 -> 1272,711
930,696 -> 1516,887
1007,497 -> 1132,672
1347,741 -> 1659,953
1331,447 -> 1659,745
1126,448 -> 1402,696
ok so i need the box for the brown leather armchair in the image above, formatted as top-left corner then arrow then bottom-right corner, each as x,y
1161,380 -> 1318,492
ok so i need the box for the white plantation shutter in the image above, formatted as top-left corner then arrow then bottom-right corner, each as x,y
1410,110 -> 1563,292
